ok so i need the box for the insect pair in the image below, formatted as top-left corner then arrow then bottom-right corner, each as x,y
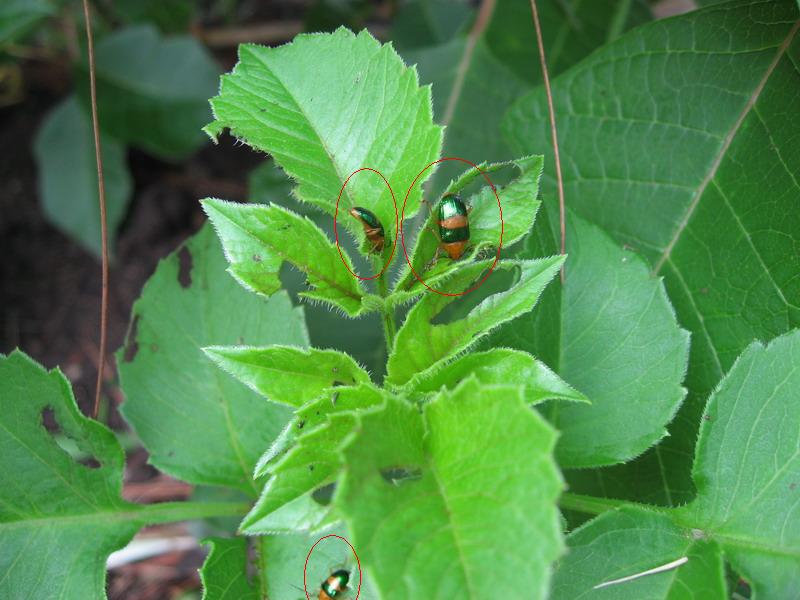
349,192 -> 470,260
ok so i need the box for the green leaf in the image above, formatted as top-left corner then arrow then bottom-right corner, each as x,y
248,159 -> 293,205
338,380 -> 563,599
200,537 -> 261,600
202,199 -> 366,316
204,346 -> 372,407
552,508 -> 726,599
404,348 -> 587,405
113,0 -> 193,34
405,0 -> 650,193
34,96 -> 132,257
504,0 -> 800,489
391,0 -> 473,51
387,256 -> 564,385
493,212 -> 690,468
242,384 -> 385,534
206,28 -> 442,237
76,25 -> 219,158
0,0 -> 55,43
0,351 -> 141,599
118,224 -> 309,494
677,329 -> 800,597
393,155 -> 543,299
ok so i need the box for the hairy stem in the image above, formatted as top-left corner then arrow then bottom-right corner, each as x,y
377,269 -> 397,354
559,492 -> 671,518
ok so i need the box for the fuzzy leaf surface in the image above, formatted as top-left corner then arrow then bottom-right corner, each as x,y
203,199 -> 366,316
118,224 -> 308,494
0,351 -> 142,599
206,28 -> 442,238
241,385 -> 385,534
34,96 -> 131,257
338,381 -> 563,599
504,0 -> 800,490
387,256 -> 563,385
404,348 -> 587,405
204,346 -> 371,407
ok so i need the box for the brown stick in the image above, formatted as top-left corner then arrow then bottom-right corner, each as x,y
81,0 -> 109,420
529,0 -> 566,281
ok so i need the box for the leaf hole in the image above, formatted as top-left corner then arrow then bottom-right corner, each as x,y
41,407 -> 102,470
312,482 -> 336,506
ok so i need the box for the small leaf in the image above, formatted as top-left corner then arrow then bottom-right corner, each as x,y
202,199 -> 366,316
552,508 -> 726,599
338,380 -> 563,599
405,348 -> 587,405
394,155 -> 544,299
76,25 -> 220,158
34,96 -> 132,257
204,346 -> 372,407
206,28 -> 442,236
242,385 -> 385,534
200,537 -> 260,600
0,351 -> 142,599
387,256 -> 564,385
677,329 -> 800,597
118,224 -> 308,494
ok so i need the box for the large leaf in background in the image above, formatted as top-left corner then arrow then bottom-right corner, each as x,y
390,0 -> 473,51
551,508 -> 726,599
118,224 -> 309,495
200,538 -> 260,600
206,28 -> 442,240
76,25 -> 219,158
495,213 -> 689,467
34,96 -> 131,257
393,155 -> 543,300
241,384 -> 385,534
504,1 -> 800,492
0,0 -> 55,43
387,256 -> 564,385
404,0 -> 651,193
204,346 -> 371,407
0,351 -> 141,599
202,199 -> 366,316
338,381 -> 563,599
677,329 -> 800,597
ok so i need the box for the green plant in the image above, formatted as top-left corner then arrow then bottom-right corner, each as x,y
2,1 -> 799,598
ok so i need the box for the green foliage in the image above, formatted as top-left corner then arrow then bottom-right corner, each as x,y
117,224 -> 308,494
504,0 -> 800,497
338,381 -> 563,599
34,96 -> 131,257
200,538 -> 261,600
76,25 -> 219,158
0,0 -> 55,44
0,351 -> 141,599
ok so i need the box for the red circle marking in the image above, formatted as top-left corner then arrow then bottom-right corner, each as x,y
400,157 -> 504,297
303,534 -> 363,600
334,168 -> 399,281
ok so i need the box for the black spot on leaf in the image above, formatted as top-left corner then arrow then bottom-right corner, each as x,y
178,246 -> 193,288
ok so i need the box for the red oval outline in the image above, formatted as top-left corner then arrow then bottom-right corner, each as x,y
400,157 -> 504,297
334,168 -> 399,281
303,534 -> 363,600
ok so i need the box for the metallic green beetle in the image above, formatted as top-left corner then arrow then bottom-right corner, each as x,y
320,569 -> 350,599
350,206 -> 385,253
435,193 -> 470,259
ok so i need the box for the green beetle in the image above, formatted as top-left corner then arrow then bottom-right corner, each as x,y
350,206 -> 385,253
319,569 -> 350,599
435,192 -> 470,260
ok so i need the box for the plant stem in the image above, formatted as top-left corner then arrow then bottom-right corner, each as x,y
377,270 -> 397,354
135,500 -> 251,525
559,492 -> 668,517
